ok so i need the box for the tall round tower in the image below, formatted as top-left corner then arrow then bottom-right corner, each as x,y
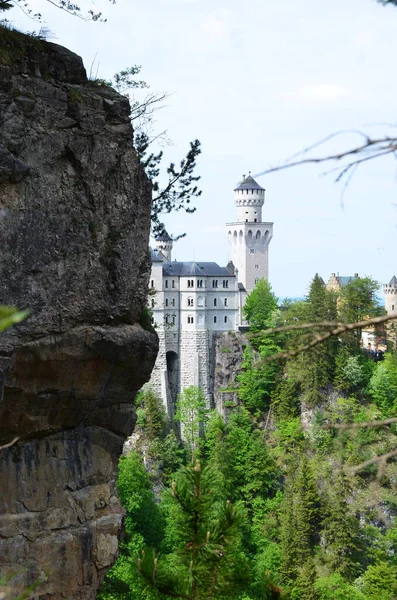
155,231 -> 173,261
234,173 -> 265,222
384,275 -> 397,314
226,173 -> 273,295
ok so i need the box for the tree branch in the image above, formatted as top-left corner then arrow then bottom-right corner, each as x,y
0,436 -> 19,450
256,313 -> 397,363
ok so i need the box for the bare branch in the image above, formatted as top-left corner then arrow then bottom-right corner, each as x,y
253,130 -> 397,183
325,418 -> 397,430
347,448 -> 397,474
0,436 -> 19,450
257,313 -> 397,363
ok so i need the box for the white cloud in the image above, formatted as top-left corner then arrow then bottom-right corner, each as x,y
286,84 -> 351,102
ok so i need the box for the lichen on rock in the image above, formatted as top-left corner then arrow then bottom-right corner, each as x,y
0,32 -> 158,599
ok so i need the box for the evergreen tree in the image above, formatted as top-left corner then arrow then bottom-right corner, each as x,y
139,460 -> 249,600
295,556 -> 319,600
175,386 -> 208,461
362,562 -> 397,600
339,277 -> 382,349
288,274 -> 338,407
321,470 -> 359,580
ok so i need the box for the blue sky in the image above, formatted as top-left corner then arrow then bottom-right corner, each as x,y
9,0 -> 397,297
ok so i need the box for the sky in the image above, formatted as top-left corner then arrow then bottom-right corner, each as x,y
8,0 -> 397,298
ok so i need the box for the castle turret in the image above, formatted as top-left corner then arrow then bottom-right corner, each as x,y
234,174 -> 265,222
384,275 -> 397,314
155,231 -> 173,261
226,173 -> 273,294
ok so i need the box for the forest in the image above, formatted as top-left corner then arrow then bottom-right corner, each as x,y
98,275 -> 397,600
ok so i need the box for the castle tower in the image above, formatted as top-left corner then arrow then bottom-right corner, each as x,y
155,231 -> 173,261
226,173 -> 273,293
384,275 -> 397,314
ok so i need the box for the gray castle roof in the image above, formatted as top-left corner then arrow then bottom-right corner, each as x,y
234,174 -> 265,191
155,231 -> 172,242
389,275 -> 397,285
150,248 -> 164,262
162,261 -> 234,277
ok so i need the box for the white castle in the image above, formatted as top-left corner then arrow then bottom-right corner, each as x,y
147,174 -> 273,414
384,275 -> 397,315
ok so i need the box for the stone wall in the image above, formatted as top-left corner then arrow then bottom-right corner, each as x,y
0,32 -> 157,599
213,331 -> 246,416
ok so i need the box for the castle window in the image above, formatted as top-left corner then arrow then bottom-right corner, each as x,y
165,315 -> 169,324
151,299 -> 155,307
393,305 -> 395,311
197,280 -> 203,288
187,279 -> 194,288
223,280 -> 229,288
254,219 -> 257,222
214,316 -> 217,324
172,280 -> 175,288
172,316 -> 175,325
165,280 -> 168,288
224,298 -> 228,306
246,219 -> 248,222
250,249 -> 255,254
171,298 -> 175,307
212,280 -> 218,288
255,265 -> 259,270
214,298 -> 217,307
224,316 -> 227,323
187,297 -> 194,307
151,280 -> 154,288
197,296 -> 204,307
255,278 -> 259,284
188,316 -> 194,324
165,299 -> 169,307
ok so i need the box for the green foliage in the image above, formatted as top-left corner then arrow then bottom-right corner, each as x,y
136,389 -> 167,442
0,306 -> 29,332
175,386 -> 208,460
339,277 -> 382,349
314,574 -> 367,600
271,378 -> 300,421
361,562 -> 397,599
98,451 -> 162,600
238,340 -> 281,415
243,279 -> 278,331
321,470 -> 360,580
139,460 -> 250,600
136,134 -> 202,239
368,351 -> 397,415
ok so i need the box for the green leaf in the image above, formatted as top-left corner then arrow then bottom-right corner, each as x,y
0,307 -> 30,332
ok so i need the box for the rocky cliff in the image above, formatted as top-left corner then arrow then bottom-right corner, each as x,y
213,331 -> 246,416
0,29 -> 158,599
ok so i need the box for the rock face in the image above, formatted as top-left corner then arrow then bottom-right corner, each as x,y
213,331 -> 246,416
0,32 -> 158,599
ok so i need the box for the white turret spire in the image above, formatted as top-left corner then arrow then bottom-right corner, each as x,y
234,173 -> 265,223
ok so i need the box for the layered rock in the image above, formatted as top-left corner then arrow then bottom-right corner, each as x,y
213,331 -> 246,416
0,31 -> 158,599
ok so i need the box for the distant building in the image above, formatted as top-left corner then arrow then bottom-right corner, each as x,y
326,272 -> 359,292
384,275 -> 397,315
147,174 -> 273,414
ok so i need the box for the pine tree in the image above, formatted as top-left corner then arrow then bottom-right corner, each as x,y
321,470 -> 359,580
138,460 -> 249,600
175,386 -> 208,461
295,556 -> 319,600
293,456 -> 322,563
